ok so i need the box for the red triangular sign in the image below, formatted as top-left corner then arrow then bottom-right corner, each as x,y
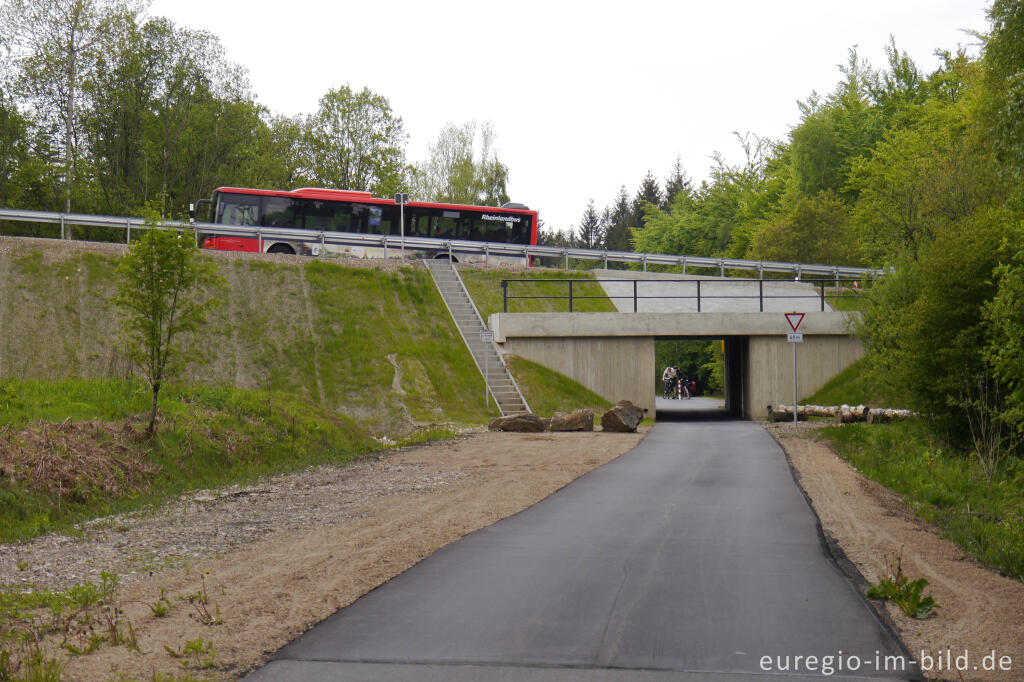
785,312 -> 805,332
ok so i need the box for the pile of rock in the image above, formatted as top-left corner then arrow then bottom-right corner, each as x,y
488,400 -> 646,433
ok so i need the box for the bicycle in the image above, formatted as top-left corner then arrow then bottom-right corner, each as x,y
675,379 -> 690,400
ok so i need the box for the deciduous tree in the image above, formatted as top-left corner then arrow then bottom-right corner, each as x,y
114,213 -> 221,435
409,121 -> 510,206
983,226 -> 1024,436
748,191 -> 857,266
304,84 -> 406,196
982,0 -> 1024,200
0,0 -> 146,214
858,208 -> 1016,445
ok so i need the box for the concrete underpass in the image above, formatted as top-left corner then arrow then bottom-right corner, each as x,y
490,312 -> 862,419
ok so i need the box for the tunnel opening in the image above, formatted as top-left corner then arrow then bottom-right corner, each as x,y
654,337 -> 747,422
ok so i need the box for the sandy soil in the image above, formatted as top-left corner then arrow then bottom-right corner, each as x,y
772,425 -> 1024,682
47,430 -> 645,681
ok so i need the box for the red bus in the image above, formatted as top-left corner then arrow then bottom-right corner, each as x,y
197,186 -> 539,264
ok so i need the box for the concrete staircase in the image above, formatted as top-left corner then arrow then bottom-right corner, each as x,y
424,259 -> 530,416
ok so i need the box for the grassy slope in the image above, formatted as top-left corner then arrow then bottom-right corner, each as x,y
505,356 -> 612,417
460,267 -> 616,320
0,242 -> 615,543
804,358 -> 1024,581
0,242 -> 494,433
804,359 -> 881,407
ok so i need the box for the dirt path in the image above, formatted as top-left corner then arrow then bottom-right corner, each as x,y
770,424 -> 1024,682
3,430 -> 644,681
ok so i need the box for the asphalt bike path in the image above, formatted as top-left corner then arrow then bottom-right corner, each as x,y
248,401 -> 913,681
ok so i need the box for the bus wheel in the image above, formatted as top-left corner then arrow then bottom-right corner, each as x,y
267,243 -> 295,255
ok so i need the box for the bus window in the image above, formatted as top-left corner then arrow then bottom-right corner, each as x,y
513,216 -> 532,244
451,216 -> 468,239
263,197 -> 301,228
306,200 -> 350,231
351,204 -> 384,234
378,205 -> 399,235
411,213 -> 431,237
217,193 -> 260,226
472,215 -> 509,243
435,214 -> 457,239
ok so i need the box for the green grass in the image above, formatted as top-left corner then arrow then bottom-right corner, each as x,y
291,261 -> 494,426
505,356 -> 612,417
461,268 -> 617,320
804,355 -> 1024,581
0,247 -> 495,434
804,358 -> 889,407
820,420 -> 1024,582
0,378 -> 440,544
827,292 -> 869,311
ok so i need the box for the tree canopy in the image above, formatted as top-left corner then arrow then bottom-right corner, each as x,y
409,121 -> 510,206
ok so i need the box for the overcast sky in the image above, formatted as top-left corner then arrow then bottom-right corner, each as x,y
148,0 -> 989,233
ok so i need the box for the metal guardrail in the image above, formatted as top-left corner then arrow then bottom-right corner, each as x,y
0,207 -> 885,280
502,278 -> 865,313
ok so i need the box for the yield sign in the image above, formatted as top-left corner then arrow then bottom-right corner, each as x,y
785,312 -> 805,332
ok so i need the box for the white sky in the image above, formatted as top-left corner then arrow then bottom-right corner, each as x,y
147,0 -> 989,233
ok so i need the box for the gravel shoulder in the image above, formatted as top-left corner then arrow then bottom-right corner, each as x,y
1,429 -> 645,681
768,423 -> 1024,682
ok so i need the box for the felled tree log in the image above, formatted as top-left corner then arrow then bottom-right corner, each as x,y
767,404 -> 808,422
768,404 -> 912,424
834,404 -> 871,424
866,408 -> 913,424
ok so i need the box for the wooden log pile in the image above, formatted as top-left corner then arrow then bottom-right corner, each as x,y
767,404 -> 912,424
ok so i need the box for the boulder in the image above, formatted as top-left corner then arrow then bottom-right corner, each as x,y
549,409 -> 595,432
488,413 -> 547,432
600,400 -> 645,432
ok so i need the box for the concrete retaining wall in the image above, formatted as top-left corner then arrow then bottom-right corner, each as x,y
746,335 -> 864,418
501,337 -> 655,415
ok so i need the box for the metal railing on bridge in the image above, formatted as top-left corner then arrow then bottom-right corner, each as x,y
501,278 -> 866,313
0,207 -> 885,281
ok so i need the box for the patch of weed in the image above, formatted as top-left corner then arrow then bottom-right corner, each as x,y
165,637 -> 218,670
866,551 -> 939,619
822,421 -> 1024,581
